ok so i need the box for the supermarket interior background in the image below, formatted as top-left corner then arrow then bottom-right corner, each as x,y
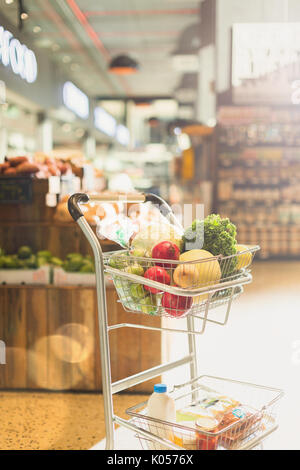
0,0 -> 300,451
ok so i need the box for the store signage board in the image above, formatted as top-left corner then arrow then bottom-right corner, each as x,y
94,106 -> 117,137
232,23 -> 300,105
0,25 -> 38,83
63,81 -> 89,119
0,177 -> 32,203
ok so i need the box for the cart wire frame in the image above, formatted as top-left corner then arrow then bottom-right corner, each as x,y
68,192 -> 282,450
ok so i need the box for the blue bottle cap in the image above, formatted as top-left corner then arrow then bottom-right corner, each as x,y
154,384 -> 167,393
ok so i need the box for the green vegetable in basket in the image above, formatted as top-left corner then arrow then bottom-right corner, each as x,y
108,253 -> 129,270
130,283 -> 147,300
124,264 -> 144,276
131,248 -> 147,258
140,295 -> 157,315
18,246 -> 32,259
183,215 -> 237,276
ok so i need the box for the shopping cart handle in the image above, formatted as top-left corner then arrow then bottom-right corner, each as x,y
68,193 -> 90,221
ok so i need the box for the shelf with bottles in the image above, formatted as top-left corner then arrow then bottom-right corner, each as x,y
219,201 -> 300,228
218,106 -> 300,148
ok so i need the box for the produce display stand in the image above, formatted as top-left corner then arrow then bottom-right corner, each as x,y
68,192 -> 283,451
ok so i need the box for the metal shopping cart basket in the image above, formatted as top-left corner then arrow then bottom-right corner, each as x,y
68,192 -> 283,450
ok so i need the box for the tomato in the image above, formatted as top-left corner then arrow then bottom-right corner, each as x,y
144,266 -> 171,294
152,241 -> 180,269
161,292 -> 193,317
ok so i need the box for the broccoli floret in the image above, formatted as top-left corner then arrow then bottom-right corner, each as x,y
183,214 -> 237,276
183,219 -> 204,251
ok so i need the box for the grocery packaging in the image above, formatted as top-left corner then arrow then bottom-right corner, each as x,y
195,416 -> 220,450
147,384 -> 176,450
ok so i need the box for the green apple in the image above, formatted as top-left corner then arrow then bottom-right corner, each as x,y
140,295 -> 157,315
130,283 -> 147,300
131,248 -> 147,258
124,264 -> 144,276
109,253 -> 129,270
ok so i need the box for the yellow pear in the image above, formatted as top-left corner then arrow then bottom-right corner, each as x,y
173,249 -> 221,305
236,244 -> 252,270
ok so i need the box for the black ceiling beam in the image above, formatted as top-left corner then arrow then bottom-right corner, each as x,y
95,95 -> 173,101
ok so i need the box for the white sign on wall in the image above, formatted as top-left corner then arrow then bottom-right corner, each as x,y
63,81 -> 89,119
232,23 -> 300,104
0,26 -> 38,83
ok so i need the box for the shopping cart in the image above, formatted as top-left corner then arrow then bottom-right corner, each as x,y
68,192 -> 283,450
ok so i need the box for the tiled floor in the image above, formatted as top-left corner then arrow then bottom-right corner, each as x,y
0,260 -> 299,450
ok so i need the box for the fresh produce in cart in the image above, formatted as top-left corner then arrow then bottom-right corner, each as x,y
131,221 -> 183,257
161,293 -> 193,317
183,215 -> 238,276
236,244 -> 253,270
152,241 -> 180,268
144,266 -> 171,294
103,206 -> 256,317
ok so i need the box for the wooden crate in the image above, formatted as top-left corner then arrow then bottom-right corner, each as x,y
0,284 -> 161,393
0,179 -> 55,222
0,221 -> 117,258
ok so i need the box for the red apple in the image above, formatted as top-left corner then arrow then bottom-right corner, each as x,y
152,241 -> 180,269
144,266 -> 171,294
161,292 -> 193,317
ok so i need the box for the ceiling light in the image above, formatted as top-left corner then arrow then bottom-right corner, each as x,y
62,55 -> 71,64
148,117 -> 159,128
70,63 -> 79,71
109,55 -> 139,75
5,0 -> 14,5
33,26 -> 41,33
18,0 -> 28,29
134,98 -> 152,107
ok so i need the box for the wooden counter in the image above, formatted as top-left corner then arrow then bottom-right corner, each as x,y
0,210 -> 162,393
0,284 -> 161,393
0,221 -> 116,258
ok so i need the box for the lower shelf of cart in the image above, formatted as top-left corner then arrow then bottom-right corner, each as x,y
124,415 -> 278,451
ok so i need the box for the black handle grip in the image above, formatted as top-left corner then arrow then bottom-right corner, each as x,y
68,193 -> 90,221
